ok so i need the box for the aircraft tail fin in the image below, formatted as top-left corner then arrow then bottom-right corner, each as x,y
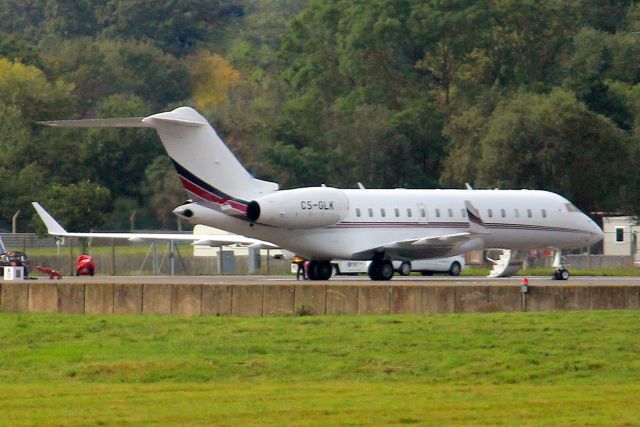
32,202 -> 68,236
40,107 -> 279,212
142,108 -> 278,209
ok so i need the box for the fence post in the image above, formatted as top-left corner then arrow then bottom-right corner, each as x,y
69,237 -> 74,275
111,238 -> 116,276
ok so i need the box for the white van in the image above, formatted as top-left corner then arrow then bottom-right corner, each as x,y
330,256 -> 465,277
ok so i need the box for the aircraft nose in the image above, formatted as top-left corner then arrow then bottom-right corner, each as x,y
588,220 -> 604,244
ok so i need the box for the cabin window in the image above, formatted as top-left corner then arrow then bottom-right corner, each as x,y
541,209 -> 547,218
487,209 -> 493,218
356,208 -> 361,217
435,208 -> 441,218
380,208 -> 386,217
420,208 -> 426,218
514,209 -> 520,218
501,209 -> 506,218
616,227 -> 625,242
395,208 -> 400,217
527,209 -> 532,218
461,209 -> 467,218
448,208 -> 453,217
407,208 -> 412,218
368,208 -> 373,217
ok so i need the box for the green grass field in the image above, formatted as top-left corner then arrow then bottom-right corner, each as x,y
0,311 -> 639,425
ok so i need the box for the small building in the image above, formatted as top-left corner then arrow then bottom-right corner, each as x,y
603,216 -> 638,260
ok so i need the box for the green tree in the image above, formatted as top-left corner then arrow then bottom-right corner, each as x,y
0,32 -> 41,67
443,90 -> 630,212
0,0 -> 48,40
440,106 -> 488,187
561,28 -> 632,129
84,95 -> 160,200
410,0 -> 492,105
42,38 -> 190,114
97,0 -> 245,56
0,57 -> 74,121
486,0 -> 581,88
43,0 -> 99,38
142,155 -> 185,229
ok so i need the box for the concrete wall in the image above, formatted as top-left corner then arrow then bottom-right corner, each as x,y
1,282 -> 639,316
530,255 -> 634,269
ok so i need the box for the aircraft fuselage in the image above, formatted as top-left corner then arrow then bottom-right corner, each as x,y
175,188 -> 602,261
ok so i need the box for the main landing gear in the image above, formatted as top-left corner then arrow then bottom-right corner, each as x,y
368,259 -> 394,281
306,260 -> 332,280
305,258 -> 395,281
552,249 -> 570,281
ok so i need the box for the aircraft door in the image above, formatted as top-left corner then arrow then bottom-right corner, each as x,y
417,203 -> 428,224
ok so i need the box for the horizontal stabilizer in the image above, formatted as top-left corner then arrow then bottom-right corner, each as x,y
39,117 -> 149,128
33,201 -> 278,248
40,106 -> 280,203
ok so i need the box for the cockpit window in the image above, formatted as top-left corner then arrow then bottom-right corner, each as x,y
565,203 -> 579,212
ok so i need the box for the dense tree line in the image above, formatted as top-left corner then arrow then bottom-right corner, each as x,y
0,0 -> 638,232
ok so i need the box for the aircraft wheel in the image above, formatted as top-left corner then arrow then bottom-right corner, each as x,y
449,261 -> 462,276
398,262 -> 411,276
307,261 -> 318,280
317,261 -> 332,280
368,261 -> 379,280
554,268 -> 570,280
308,261 -> 332,281
368,260 -> 394,281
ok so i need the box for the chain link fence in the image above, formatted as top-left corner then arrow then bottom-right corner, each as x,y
1,233 -> 291,277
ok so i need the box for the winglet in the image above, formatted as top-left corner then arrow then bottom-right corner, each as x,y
32,202 -> 68,235
465,200 -> 489,234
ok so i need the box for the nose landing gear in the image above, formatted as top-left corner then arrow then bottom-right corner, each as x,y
552,250 -> 570,280
554,268 -> 570,280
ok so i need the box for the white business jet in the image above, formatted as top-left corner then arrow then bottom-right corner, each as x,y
41,107 -> 603,281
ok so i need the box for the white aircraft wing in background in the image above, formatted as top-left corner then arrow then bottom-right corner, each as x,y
32,202 -> 278,249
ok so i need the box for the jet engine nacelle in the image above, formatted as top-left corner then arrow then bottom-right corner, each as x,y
246,187 -> 349,228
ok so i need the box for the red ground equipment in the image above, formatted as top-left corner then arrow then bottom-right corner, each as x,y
35,265 -> 62,280
76,255 -> 95,276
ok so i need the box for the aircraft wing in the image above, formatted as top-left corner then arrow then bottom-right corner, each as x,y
352,201 -> 489,259
32,202 -> 278,248
352,232 -> 478,259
